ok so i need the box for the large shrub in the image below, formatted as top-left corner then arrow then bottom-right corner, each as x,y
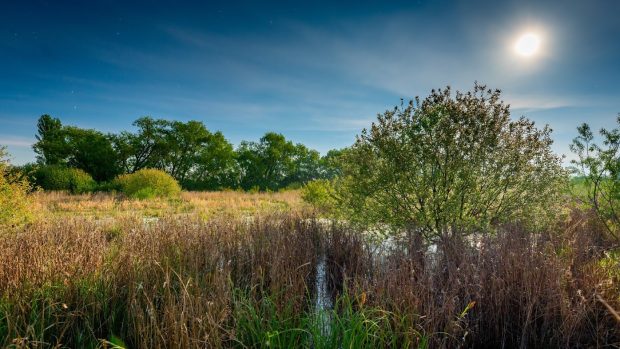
0,147 -> 33,227
338,84 -> 567,242
115,168 -> 181,199
34,165 -> 96,194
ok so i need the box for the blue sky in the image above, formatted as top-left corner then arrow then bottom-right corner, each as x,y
1,0 -> 619,164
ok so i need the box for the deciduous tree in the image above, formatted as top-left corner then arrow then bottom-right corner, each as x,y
339,84 -> 566,241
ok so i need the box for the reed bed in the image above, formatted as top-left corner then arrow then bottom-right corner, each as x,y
325,209 -> 620,348
0,207 -> 618,348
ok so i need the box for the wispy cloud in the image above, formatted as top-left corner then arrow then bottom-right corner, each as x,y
507,95 -> 579,112
0,136 -> 34,147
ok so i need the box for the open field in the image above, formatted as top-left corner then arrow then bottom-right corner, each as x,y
1,191 -> 619,348
32,190 -> 305,220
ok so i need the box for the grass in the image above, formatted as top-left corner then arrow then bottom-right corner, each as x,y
233,290 -> 430,349
0,191 -> 618,348
33,190 -> 304,219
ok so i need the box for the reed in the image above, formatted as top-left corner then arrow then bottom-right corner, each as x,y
0,204 -> 618,348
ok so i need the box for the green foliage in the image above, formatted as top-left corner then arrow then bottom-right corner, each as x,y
165,120 -> 212,181
570,115 -> 620,241
319,149 -> 347,179
237,133 -> 330,191
233,292 -> 307,348
0,277 -> 118,348
64,127 -> 120,182
289,144 -> 323,185
233,291 -> 429,349
112,117 -> 240,189
32,114 -> 67,165
338,84 -> 567,241
183,131 -> 239,190
111,116 -> 170,173
7,162 -> 38,186
115,168 -> 181,199
31,114 -> 341,192
34,165 -> 96,194
0,147 -> 33,227
312,295 -> 429,349
33,115 -> 120,181
301,179 -> 338,214
238,132 -> 298,191
95,180 -> 122,193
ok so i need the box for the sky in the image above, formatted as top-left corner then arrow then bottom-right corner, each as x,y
1,0 -> 619,165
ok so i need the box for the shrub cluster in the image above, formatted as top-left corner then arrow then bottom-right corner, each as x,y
114,168 -> 181,199
34,165 -> 96,194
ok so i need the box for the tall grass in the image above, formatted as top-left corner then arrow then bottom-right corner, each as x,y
0,208 -> 618,347
324,209 -> 620,347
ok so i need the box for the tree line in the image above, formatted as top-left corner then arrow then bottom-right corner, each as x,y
31,114 -> 343,191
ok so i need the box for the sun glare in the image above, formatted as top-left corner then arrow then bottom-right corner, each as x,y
514,33 -> 541,57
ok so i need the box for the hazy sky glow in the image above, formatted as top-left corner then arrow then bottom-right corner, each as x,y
1,0 -> 619,164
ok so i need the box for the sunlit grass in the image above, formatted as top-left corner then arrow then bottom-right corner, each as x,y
32,190 -> 306,220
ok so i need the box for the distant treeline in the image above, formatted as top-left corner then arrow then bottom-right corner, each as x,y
27,114 -> 344,191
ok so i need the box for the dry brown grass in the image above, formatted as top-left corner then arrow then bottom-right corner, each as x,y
0,212 -> 320,348
32,190 -> 305,219
325,209 -> 620,348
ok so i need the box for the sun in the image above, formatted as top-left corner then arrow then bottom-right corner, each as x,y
514,33 -> 541,57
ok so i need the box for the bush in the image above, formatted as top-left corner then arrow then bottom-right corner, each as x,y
0,147 -> 33,227
115,168 -> 181,199
34,165 -> 96,194
301,179 -> 338,214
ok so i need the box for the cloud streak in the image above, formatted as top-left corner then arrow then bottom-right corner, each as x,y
0,136 -> 33,148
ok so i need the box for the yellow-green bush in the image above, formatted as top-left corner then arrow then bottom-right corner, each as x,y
0,147 -> 33,227
115,168 -> 181,199
301,179 -> 338,214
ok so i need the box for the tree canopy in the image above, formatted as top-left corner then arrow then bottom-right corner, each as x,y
238,132 -> 305,191
32,115 -> 340,191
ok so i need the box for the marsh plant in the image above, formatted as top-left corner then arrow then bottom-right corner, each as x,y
0,210 -> 618,348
